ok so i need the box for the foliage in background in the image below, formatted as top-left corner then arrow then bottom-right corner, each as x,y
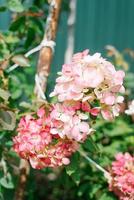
0,1 -> 134,200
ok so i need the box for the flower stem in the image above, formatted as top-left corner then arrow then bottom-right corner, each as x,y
78,149 -> 111,181
7,45 -> 41,73
7,40 -> 56,73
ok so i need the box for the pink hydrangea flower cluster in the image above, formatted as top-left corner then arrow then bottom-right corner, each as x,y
109,153 -> 134,200
13,50 -> 125,170
50,50 -> 125,120
50,103 -> 93,142
13,107 -> 79,169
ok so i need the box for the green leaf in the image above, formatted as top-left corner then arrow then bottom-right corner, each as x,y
0,185 -> 4,200
71,169 -> 80,186
0,173 -> 14,189
77,183 -> 89,197
104,119 -> 133,137
0,88 -> 10,101
11,88 -> 22,99
66,153 -> 79,176
0,191 -> 4,200
89,183 -> 102,198
0,6 -> 7,12
65,153 -> 80,185
5,141 -> 13,147
50,96 -> 58,103
30,18 -> 44,33
7,0 -> 24,13
4,34 -> 19,44
25,27 -> 36,48
83,137 -> 100,153
0,110 -> 16,130
19,101 -> 31,108
10,16 -> 26,31
99,192 -> 115,200
12,55 -> 30,67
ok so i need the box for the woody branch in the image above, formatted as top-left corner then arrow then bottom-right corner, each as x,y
14,1 -> 62,199
35,0 -> 62,100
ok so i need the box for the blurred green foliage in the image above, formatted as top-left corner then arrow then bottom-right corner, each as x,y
0,1 -> 134,200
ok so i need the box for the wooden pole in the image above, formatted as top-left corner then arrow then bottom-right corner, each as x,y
35,0 -> 62,99
14,1 -> 62,199
14,160 -> 29,200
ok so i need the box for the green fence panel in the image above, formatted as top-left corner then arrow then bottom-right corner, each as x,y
75,0 -> 134,53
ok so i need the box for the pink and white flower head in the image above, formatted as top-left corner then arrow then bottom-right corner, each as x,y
50,50 -> 125,120
109,153 -> 134,200
13,107 -> 78,169
50,103 -> 93,142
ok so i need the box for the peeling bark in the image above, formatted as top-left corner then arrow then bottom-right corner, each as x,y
35,0 -> 62,100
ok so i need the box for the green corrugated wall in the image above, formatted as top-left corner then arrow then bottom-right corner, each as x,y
50,0 -> 134,92
75,0 -> 134,52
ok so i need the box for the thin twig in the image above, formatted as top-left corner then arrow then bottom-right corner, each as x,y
78,149 -> 112,182
7,40 -> 55,73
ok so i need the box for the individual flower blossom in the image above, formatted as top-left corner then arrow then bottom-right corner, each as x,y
50,50 -> 125,120
125,100 -> 134,115
13,107 -> 78,169
50,103 -> 93,142
109,153 -> 134,200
